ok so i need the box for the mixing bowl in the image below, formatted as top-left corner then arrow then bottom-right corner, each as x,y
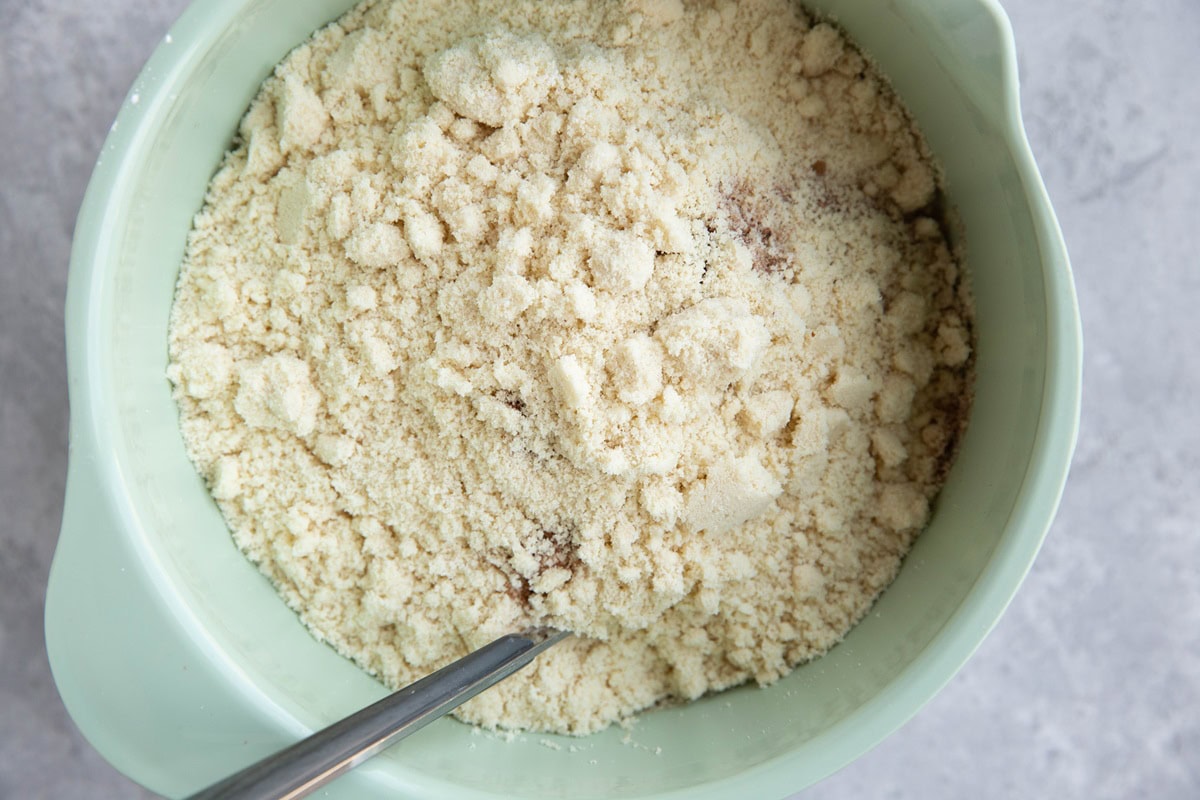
45,0 -> 1081,797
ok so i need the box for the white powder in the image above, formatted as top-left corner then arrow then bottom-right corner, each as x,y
168,0 -> 972,735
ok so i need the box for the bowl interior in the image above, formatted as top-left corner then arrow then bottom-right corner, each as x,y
71,0 -> 1070,797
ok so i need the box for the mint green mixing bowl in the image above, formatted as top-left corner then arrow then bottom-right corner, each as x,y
45,1 -> 1080,797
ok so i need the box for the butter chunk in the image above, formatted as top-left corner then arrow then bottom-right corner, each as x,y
627,0 -> 684,25
683,455 -> 783,533
345,223 -> 407,268
798,23 -> 844,77
275,175 -> 310,245
209,456 -> 242,500
424,31 -> 559,127
742,390 -> 794,437
656,297 -> 770,389
588,227 -> 655,294
549,354 -> 590,410
826,366 -> 878,413
172,342 -> 232,400
276,76 -> 328,153
608,334 -> 663,405
315,433 -> 356,466
404,208 -> 444,261
234,354 -> 321,437
876,483 -> 929,530
481,273 -> 536,323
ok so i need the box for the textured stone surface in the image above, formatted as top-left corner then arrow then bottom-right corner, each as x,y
1,1 -> 1196,797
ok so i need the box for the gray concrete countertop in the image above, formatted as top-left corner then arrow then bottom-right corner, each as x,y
2,1 -> 1197,797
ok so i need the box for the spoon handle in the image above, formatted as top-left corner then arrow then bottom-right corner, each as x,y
185,628 -> 569,800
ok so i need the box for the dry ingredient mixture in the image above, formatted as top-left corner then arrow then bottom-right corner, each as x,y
168,0 -> 973,735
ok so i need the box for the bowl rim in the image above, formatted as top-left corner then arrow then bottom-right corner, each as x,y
49,0 -> 1082,796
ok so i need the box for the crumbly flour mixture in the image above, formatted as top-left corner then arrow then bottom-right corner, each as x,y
169,0 -> 972,734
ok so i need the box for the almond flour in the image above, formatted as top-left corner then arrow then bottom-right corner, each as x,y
168,0 -> 973,735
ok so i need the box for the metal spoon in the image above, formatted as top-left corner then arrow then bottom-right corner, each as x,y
185,627 -> 569,800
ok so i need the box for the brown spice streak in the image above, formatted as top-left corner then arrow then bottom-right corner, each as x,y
496,389 -> 526,413
720,180 -> 792,275
504,527 -> 580,607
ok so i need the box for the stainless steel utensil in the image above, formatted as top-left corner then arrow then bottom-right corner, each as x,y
186,628 -> 569,800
